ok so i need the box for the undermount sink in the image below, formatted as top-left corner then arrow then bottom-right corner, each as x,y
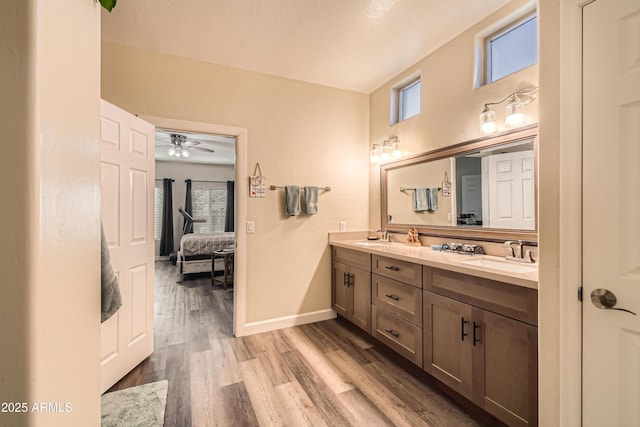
353,240 -> 390,247
460,257 -> 537,274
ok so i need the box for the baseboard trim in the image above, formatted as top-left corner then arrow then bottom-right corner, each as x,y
240,309 -> 337,336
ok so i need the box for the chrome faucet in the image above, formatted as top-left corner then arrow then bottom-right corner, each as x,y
504,240 -> 534,263
376,229 -> 389,242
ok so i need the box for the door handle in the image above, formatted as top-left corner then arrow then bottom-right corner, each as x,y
472,321 -> 480,346
343,272 -> 348,287
461,317 -> 468,341
590,288 -> 636,315
348,273 -> 354,287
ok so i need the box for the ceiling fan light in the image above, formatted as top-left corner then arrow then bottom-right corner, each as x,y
168,148 -> 176,156
181,150 -> 189,158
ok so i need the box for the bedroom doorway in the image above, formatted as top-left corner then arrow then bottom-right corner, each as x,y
144,116 -> 248,337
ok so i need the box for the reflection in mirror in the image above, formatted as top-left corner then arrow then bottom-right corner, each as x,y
381,125 -> 537,242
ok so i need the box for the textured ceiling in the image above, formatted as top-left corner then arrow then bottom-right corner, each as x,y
102,0 -> 511,93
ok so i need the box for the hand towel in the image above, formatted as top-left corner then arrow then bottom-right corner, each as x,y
304,186 -> 318,215
285,185 -> 301,216
101,223 -> 122,323
413,188 -> 429,212
427,187 -> 439,211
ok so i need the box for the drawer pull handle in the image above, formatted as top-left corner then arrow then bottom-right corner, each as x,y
385,294 -> 400,301
473,321 -> 480,346
461,317 -> 468,341
385,266 -> 400,271
385,329 -> 400,338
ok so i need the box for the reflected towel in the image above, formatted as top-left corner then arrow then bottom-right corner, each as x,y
413,188 -> 429,212
285,185 -> 300,216
101,223 -> 122,323
304,186 -> 318,215
427,187 -> 439,211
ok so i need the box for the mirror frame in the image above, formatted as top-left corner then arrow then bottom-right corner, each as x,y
380,124 -> 538,243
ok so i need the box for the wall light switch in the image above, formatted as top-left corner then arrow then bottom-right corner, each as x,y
246,221 -> 255,233
447,213 -> 452,222
339,221 -> 346,232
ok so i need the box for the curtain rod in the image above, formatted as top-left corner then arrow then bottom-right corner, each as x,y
185,179 -> 230,183
155,178 -> 175,182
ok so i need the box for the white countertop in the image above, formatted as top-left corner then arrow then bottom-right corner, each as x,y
329,236 -> 538,290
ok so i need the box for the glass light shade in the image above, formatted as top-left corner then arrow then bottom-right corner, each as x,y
168,147 -> 176,156
479,107 -> 497,134
505,98 -> 525,128
380,145 -> 391,161
391,142 -> 402,158
370,147 -> 381,163
181,150 -> 190,158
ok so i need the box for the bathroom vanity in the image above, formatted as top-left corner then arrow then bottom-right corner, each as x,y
330,238 -> 538,427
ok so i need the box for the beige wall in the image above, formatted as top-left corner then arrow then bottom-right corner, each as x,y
102,43 -> 370,324
155,161 -> 235,254
0,1 -> 101,426
369,0 -> 538,229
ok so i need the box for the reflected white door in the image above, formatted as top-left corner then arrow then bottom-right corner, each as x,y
100,100 -> 155,393
583,0 -> 640,424
461,174 -> 482,219
486,151 -> 534,230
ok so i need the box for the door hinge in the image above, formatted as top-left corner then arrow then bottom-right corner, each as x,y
578,286 -> 583,302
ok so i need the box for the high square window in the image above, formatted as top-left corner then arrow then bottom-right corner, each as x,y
391,77 -> 421,125
485,13 -> 537,84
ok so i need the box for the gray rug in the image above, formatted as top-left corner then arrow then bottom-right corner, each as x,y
101,380 -> 168,427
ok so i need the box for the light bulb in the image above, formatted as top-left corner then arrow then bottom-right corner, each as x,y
505,97 -> 525,128
392,142 -> 402,158
181,150 -> 189,158
168,148 -> 176,156
370,147 -> 380,163
479,106 -> 497,134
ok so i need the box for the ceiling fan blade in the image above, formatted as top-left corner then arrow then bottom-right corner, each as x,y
181,140 -> 201,147
190,146 -> 215,153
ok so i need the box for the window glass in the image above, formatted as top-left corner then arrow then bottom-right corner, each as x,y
399,80 -> 421,121
487,15 -> 537,83
192,181 -> 227,234
154,183 -> 163,240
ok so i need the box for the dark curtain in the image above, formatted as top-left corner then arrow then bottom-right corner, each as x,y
184,179 -> 194,234
225,180 -> 235,232
159,178 -> 174,256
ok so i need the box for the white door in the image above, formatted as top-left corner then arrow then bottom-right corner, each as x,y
461,174 -> 482,220
486,151 -> 534,230
100,100 -> 155,393
583,0 -> 640,424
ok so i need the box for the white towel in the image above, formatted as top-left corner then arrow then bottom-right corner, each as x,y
413,188 -> 429,212
285,185 -> 300,216
427,187 -> 439,211
304,186 -> 318,215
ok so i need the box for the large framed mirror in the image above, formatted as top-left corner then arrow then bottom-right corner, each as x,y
381,124 -> 538,242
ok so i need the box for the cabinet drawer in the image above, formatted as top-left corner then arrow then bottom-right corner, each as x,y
423,266 -> 537,326
372,274 -> 422,327
372,255 -> 422,287
372,306 -> 422,367
332,247 -> 371,271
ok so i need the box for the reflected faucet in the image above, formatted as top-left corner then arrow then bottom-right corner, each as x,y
376,229 -> 389,242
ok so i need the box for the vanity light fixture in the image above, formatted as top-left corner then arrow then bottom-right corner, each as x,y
479,87 -> 538,134
370,136 -> 402,163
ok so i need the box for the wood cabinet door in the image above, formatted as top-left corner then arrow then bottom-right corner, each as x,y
423,291 -> 473,399
332,261 -> 350,319
472,308 -> 537,427
350,265 -> 371,333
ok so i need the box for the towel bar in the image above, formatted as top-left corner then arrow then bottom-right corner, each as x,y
270,185 -> 331,191
400,187 -> 442,192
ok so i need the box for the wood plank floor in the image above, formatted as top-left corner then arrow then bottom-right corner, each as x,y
108,261 -> 487,426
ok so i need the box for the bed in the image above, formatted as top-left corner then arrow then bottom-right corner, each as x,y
176,232 -> 235,282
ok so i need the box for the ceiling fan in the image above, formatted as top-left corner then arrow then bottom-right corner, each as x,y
156,133 -> 215,159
